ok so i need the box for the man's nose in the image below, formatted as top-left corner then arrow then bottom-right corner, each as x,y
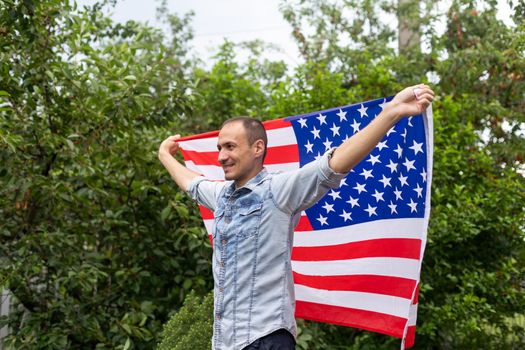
218,149 -> 227,164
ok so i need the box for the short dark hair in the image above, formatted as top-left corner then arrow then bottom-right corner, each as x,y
221,116 -> 268,162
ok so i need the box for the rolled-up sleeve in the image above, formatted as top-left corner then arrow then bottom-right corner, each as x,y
186,176 -> 226,212
270,148 -> 347,214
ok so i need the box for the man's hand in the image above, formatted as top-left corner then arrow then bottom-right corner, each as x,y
389,84 -> 435,120
158,134 -> 182,159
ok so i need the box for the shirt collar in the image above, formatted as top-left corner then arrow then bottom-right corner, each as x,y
226,168 -> 268,194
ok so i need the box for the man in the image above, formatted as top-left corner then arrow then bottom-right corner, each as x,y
159,84 -> 434,350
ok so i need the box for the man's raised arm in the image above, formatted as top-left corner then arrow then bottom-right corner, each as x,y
158,134 -> 201,192
329,84 -> 434,173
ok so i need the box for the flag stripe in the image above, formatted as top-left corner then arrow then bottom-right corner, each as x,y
178,126 -> 296,152
294,284 -> 412,318
292,257 -> 421,280
293,218 -> 425,245
292,238 -> 422,261
185,161 -> 300,180
293,272 -> 417,299
182,144 -> 299,166
295,300 -> 406,338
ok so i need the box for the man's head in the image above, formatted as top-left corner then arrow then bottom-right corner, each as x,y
217,117 -> 268,187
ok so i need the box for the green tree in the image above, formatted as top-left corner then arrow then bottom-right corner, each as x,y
0,1 -> 211,348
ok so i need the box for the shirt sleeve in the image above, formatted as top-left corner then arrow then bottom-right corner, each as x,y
270,148 -> 347,215
186,176 -> 226,212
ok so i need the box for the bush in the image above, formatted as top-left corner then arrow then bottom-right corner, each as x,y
157,291 -> 214,350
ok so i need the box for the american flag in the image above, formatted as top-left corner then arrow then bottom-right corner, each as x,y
177,97 -> 433,349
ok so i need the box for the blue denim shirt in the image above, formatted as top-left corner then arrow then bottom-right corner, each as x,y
187,150 -> 346,350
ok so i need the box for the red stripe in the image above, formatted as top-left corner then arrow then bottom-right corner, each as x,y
295,300 -> 406,339
293,272 -> 417,299
176,118 -> 289,143
262,118 -> 291,130
404,325 -> 416,348
412,283 -> 420,304
199,206 -> 214,220
294,216 -> 313,231
181,144 -> 299,166
291,238 -> 422,261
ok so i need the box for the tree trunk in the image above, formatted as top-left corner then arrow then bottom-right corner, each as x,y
398,0 -> 421,54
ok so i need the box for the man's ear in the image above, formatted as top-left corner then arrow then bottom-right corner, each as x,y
253,139 -> 265,159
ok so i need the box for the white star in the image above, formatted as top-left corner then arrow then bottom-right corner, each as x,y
298,118 -> 308,128
407,199 -> 418,213
336,109 -> 347,122
339,210 -> 352,222
346,196 -> 359,208
379,98 -> 388,110
409,140 -> 424,155
379,175 -> 392,188
364,204 -> 377,217
401,128 -> 408,140
330,123 -> 340,137
328,190 -> 341,201
386,159 -> 398,173
414,183 -> 423,198
342,134 -> 351,142
304,140 -> 314,153
317,214 -> 328,226
408,116 -> 413,127
394,144 -> 403,158
323,138 -> 333,151
377,140 -> 388,151
393,187 -> 403,201
399,174 -> 409,187
314,152 -> 322,160
358,104 -> 368,118
360,168 -> 374,180
372,189 -> 385,202
322,202 -> 335,213
353,183 -> 367,194
339,178 -> 348,187
311,126 -> 321,139
367,154 -> 381,166
317,113 -> 327,125
403,158 -> 416,172
420,168 -> 427,182
386,127 -> 396,136
350,120 -> 361,133
388,201 -> 398,214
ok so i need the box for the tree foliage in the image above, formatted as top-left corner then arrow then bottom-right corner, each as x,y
1,0 -> 524,349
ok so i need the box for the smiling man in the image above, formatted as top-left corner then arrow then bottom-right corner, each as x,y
158,84 -> 434,350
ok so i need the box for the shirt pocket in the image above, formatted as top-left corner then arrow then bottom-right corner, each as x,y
236,202 -> 263,238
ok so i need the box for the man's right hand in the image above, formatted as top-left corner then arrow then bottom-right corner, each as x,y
158,134 -> 181,158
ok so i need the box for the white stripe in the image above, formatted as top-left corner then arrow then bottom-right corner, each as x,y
185,161 -> 300,180
293,218 -> 426,247
292,257 -> 421,280
408,303 -> 418,326
204,220 -> 213,234
295,284 -> 411,319
178,126 -> 296,152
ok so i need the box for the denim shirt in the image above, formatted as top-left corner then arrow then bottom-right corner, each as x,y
187,149 -> 346,350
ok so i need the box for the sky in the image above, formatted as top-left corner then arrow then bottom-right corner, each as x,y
77,0 -> 301,68
76,0 -> 513,69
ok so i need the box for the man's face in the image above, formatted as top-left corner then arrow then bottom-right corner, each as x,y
217,121 -> 262,187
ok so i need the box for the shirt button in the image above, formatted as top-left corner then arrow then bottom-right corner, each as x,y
219,287 -> 224,292
220,261 -> 225,267
216,314 -> 221,320
222,239 -> 226,246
